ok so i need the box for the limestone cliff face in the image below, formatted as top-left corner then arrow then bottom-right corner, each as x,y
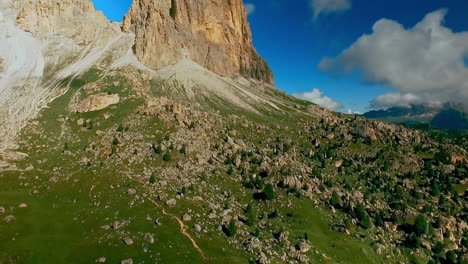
14,0 -> 121,44
122,0 -> 274,84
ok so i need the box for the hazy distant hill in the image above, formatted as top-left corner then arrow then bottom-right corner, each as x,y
363,104 -> 468,131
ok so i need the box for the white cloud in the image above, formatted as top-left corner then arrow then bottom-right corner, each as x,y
346,109 -> 361,115
312,0 -> 351,19
245,3 -> 256,16
292,88 -> 343,111
319,10 -> 468,111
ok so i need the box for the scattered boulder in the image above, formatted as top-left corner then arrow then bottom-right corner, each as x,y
113,221 -> 128,230
123,237 -> 134,245
0,206 -> 5,214
19,203 -> 28,208
182,214 -> 191,222
299,241 -> 311,253
165,198 -> 177,207
194,224 -> 202,232
120,259 -> 133,264
144,233 -> 155,244
77,118 -> 85,126
4,215 -> 15,223
76,93 -> 120,113
127,188 -> 136,195
96,257 -> 106,263
49,176 -> 59,183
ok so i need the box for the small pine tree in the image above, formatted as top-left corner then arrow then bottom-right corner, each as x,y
406,232 -> 421,248
117,124 -> 125,132
149,173 -> 156,184
224,220 -> 237,237
264,184 -> 276,200
245,204 -> 256,226
375,213 -> 384,227
153,144 -> 162,154
169,0 -> 177,18
414,214 -> 427,236
180,145 -> 187,155
431,181 -> 441,197
360,212 -> 372,229
330,191 -> 341,208
446,251 -> 457,264
163,152 -> 172,162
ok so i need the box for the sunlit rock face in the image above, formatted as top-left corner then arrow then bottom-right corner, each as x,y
122,0 -> 274,84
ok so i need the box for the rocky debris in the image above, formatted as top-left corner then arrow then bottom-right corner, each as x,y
283,176 -> 303,190
165,198 -> 177,207
335,160 -> 343,168
76,93 -> 120,113
120,259 -> 133,264
144,233 -> 155,244
3,215 -> 15,223
112,221 -> 129,230
0,206 -> 5,214
258,252 -> 270,264
49,176 -> 59,183
96,257 -> 106,263
298,241 -> 311,253
123,237 -> 134,245
249,237 -> 262,251
82,82 -> 99,94
122,0 -> 273,83
19,203 -> 28,208
182,214 -> 192,222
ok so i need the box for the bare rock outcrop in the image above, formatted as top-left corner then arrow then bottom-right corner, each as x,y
76,93 -> 120,113
122,0 -> 273,83
15,0 -> 121,45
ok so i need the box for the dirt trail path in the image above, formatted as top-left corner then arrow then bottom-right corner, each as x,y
128,175 -> 209,263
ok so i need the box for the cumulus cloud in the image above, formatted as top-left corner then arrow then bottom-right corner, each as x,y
312,0 -> 351,19
319,10 -> 468,111
346,109 -> 361,115
245,3 -> 255,16
292,88 -> 343,111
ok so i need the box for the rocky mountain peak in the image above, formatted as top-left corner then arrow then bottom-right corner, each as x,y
14,0 -> 120,44
122,0 -> 274,83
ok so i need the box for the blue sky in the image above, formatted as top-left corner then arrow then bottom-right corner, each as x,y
90,0 -> 468,113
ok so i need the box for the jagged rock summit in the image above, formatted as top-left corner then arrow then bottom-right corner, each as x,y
122,0 -> 274,84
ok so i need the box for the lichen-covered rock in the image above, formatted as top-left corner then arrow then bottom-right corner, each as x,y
122,0 -> 273,83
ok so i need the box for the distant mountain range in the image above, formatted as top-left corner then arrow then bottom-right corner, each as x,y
363,104 -> 468,130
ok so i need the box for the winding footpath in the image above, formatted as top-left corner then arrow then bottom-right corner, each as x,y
128,175 -> 209,263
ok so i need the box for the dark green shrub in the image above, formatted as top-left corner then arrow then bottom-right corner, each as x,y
223,221 -> 237,237
163,152 -> 172,162
414,214 -> 427,236
264,184 -> 276,200
245,204 -> 256,226
330,191 -> 341,208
